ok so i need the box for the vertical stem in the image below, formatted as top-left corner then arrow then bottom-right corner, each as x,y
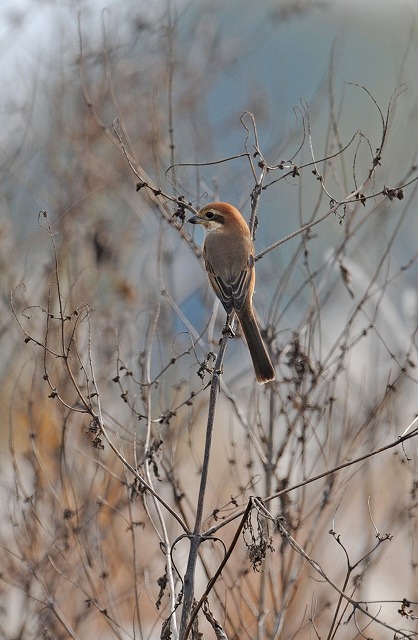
179,333 -> 229,639
258,387 -> 275,640
143,303 -> 179,640
166,0 -> 176,196
265,387 -> 275,497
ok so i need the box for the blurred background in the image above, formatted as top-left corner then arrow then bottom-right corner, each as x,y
1,1 -> 418,638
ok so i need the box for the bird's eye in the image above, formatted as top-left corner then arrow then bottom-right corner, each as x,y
206,211 -> 215,219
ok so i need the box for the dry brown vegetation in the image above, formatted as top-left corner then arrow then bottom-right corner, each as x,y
1,2 -> 418,639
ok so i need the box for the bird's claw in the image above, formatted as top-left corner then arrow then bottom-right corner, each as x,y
222,323 -> 235,339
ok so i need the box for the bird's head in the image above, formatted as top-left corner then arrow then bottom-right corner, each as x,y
188,202 -> 247,234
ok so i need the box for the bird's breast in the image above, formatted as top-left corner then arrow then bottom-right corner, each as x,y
203,229 -> 252,282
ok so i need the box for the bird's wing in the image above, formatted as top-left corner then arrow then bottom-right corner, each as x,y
204,250 -> 254,314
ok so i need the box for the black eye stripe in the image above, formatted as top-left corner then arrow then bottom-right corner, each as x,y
205,211 -> 224,223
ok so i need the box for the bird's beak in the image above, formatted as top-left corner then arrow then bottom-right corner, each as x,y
188,214 -> 201,224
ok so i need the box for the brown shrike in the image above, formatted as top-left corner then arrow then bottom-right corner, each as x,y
189,202 -> 275,384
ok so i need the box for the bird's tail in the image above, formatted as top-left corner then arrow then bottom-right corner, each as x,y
238,309 -> 275,384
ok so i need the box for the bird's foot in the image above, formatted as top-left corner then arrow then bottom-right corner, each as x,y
222,323 -> 235,339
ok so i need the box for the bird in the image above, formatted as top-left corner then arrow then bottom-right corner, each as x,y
188,202 -> 275,384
